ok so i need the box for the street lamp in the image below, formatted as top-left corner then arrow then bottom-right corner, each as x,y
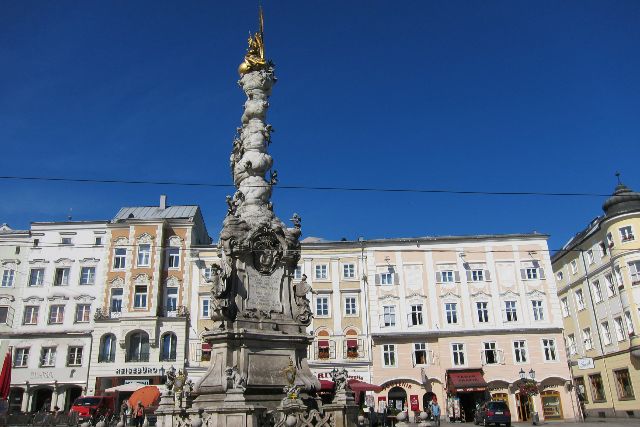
529,369 -> 535,380
519,368 -> 526,380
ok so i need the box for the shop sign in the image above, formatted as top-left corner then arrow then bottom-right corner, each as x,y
125,379 -> 150,385
577,358 -> 594,370
317,372 -> 364,381
382,381 -> 416,390
410,395 -> 420,411
116,367 -> 160,376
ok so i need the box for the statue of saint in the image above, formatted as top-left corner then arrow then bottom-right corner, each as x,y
238,7 -> 267,75
293,274 -> 314,325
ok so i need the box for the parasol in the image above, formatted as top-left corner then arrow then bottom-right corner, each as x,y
128,385 -> 161,409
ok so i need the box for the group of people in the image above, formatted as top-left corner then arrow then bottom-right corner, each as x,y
367,398 -> 441,426
119,401 -> 146,427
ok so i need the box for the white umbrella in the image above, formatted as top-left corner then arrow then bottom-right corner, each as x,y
105,383 -> 146,393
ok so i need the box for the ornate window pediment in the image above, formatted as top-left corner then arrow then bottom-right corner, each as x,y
499,290 -> 520,298
165,275 -> 181,287
168,235 -> 183,247
23,296 -> 44,303
110,276 -> 125,287
28,259 -> 49,265
1,259 -> 20,267
79,257 -> 100,264
48,294 -> 69,302
439,291 -> 461,300
406,291 -> 427,300
54,258 -> 75,266
379,293 -> 399,302
470,290 -> 492,299
74,294 -> 96,302
137,233 -> 154,244
0,294 -> 15,303
113,237 -> 129,246
526,289 -> 546,298
134,274 -> 151,285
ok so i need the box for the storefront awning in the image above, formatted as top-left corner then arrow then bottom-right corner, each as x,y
318,340 -> 329,347
346,339 -> 358,348
447,370 -> 487,392
319,380 -> 334,391
348,379 -> 382,393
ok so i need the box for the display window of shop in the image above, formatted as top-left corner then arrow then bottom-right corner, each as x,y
491,393 -> 508,403
541,390 -> 563,419
589,373 -> 606,402
575,377 -> 588,403
613,369 -> 635,400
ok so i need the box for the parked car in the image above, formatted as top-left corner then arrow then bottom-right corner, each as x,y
474,400 -> 511,427
70,395 -> 115,422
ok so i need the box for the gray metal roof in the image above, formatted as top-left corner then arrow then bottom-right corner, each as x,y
112,205 -> 199,221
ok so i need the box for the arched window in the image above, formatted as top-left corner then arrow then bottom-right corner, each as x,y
98,334 -> 116,363
160,333 -> 177,362
127,331 -> 149,362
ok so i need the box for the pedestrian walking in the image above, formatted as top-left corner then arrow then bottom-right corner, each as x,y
431,400 -> 441,427
134,401 -> 145,427
120,401 -> 129,426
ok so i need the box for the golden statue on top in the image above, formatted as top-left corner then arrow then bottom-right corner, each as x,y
238,7 -> 267,75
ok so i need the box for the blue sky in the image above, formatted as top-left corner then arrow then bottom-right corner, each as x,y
1,0 -> 639,252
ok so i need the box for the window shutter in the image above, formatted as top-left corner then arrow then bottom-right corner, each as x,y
436,272 -> 442,283
342,341 -> 347,359
329,341 -> 336,359
375,274 -> 380,285
485,270 -> 491,281
454,271 -> 460,282
393,273 -> 400,285
480,350 -> 486,365
466,270 -> 472,281
411,349 -> 416,367
539,268 -> 546,280
520,269 -> 526,280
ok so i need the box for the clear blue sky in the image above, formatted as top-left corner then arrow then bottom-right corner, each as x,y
1,1 -> 639,252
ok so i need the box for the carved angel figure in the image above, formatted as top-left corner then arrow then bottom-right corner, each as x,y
225,365 -> 247,391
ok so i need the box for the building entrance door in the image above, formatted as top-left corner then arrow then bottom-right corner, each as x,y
515,392 -> 532,421
31,388 -> 53,412
65,386 -> 83,411
388,386 -> 407,411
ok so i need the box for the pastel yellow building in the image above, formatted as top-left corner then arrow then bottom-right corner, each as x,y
552,181 -> 640,419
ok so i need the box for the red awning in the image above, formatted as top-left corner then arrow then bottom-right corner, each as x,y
346,339 -> 358,348
318,340 -> 329,347
348,379 -> 383,393
319,380 -> 335,391
447,370 -> 487,392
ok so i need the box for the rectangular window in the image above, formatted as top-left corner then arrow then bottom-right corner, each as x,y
605,273 -> 617,297
570,260 -> 578,274
23,306 -> 39,325
567,334 -> 577,356
587,249 -> 595,265
599,241 -> 608,256
315,265 -> 328,280
607,232 -> 614,248
525,267 -> 538,279
137,244 -> 151,267
410,304 -> 423,326
575,289 -> 585,310
67,346 -> 83,366
344,296 -> 357,316
75,304 -> 91,323
514,340 -> 527,363
624,311 -> 635,336
317,340 -> 331,359
620,226 -> 635,242
0,306 -> 8,325
1,269 -> 14,287
575,377 -> 588,403
504,301 -> 518,322
166,288 -> 178,312
483,342 -> 498,365
201,298 -> 210,318
54,268 -> 70,286
110,288 -> 123,313
134,285 -> 148,308
383,344 -> 396,367
293,265 -> 302,280
614,369 -> 635,399
61,237 -> 72,245
413,343 -> 428,365
531,300 -> 544,321
542,338 -> 557,361
48,305 -> 65,324
476,301 -> 489,323
383,306 -> 396,327
561,298 -> 569,317
113,248 -> 126,269
445,303 -> 458,324
452,343 -> 465,366
589,374 -> 606,402
40,347 -> 56,367
27,269 -> 44,288
315,296 -> 329,317
379,271 -> 394,285
592,280 -> 603,303
438,270 -> 455,283
95,236 -> 103,245
614,317 -> 626,341
13,348 -> 29,368
168,248 -> 180,268
582,328 -> 593,350
80,267 -> 95,285
342,263 -> 356,279
629,261 -> 640,285
469,269 -> 485,282
601,321 -> 612,345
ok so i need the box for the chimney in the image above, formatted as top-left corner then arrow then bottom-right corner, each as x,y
160,194 -> 167,210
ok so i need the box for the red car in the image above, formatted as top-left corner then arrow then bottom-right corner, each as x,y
70,395 -> 115,422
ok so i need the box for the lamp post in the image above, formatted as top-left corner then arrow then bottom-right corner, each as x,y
529,369 -> 535,381
519,369 -> 526,381
160,366 -> 166,383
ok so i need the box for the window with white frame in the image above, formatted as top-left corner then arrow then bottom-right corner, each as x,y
379,270 -> 394,285
452,343 -> 466,366
556,271 -> 563,281
61,237 -> 72,245
615,267 -> 624,289
599,241 -> 608,256
445,302 -> 458,324
48,305 -> 65,324
137,244 -> 151,267
624,311 -> 635,336
570,260 -> 578,274
592,280 -> 603,303
342,263 -> 356,279
438,270 -> 455,283
113,248 -> 126,269
95,236 -> 103,245
382,305 -> 396,327
607,232 -> 614,247
315,264 -> 328,280
504,301 -> 518,322
201,298 -> 210,318
413,343 -> 428,365
54,268 -> 70,286
531,300 -> 544,321
28,268 -> 45,287
67,346 -> 83,366
167,248 -> 180,269
75,304 -> 91,323
513,340 -> 527,363
582,328 -> 593,350
524,267 -> 538,280
203,267 -> 212,280
0,306 -> 8,325
383,344 -> 396,367
619,226 -> 635,242
575,289 -> 586,310
344,296 -> 357,316
566,334 -> 577,356
542,338 -> 558,361
1,269 -> 14,287
409,304 -> 423,326
601,321 -> 612,345
469,269 -> 485,282
166,288 -> 178,312
476,301 -> 489,323
110,288 -> 123,313
13,348 -> 29,367
23,306 -> 38,325
80,267 -> 95,285
40,347 -> 56,367
561,298 -> 569,317
614,317 -> 626,341
134,285 -> 148,309
605,273 -> 617,297
629,261 -> 640,285
293,265 -> 302,280
483,342 -> 498,365
315,296 -> 329,317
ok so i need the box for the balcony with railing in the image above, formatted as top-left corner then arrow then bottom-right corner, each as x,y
125,352 -> 150,363
162,305 -> 189,318
94,307 -> 122,321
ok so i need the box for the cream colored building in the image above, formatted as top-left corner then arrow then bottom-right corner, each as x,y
552,182 -> 640,419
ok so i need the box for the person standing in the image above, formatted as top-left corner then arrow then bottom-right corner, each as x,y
134,401 -> 145,427
120,401 -> 129,426
431,400 -> 441,427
